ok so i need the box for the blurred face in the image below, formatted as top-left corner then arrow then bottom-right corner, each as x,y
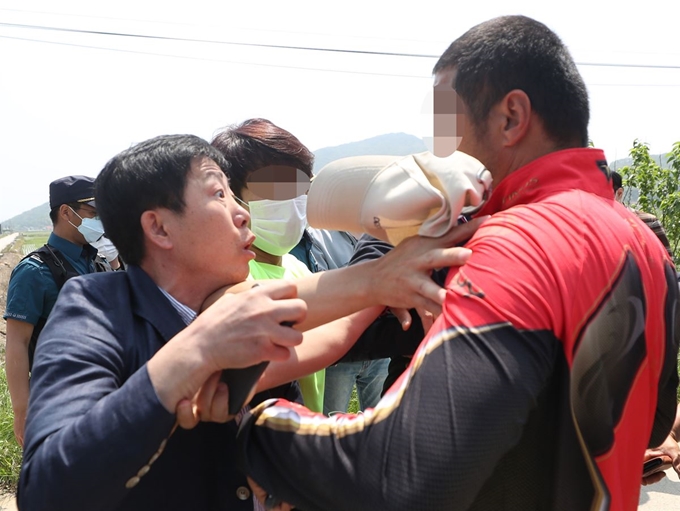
432,68 -> 463,158
239,173 -> 308,259
244,165 -> 310,201
163,156 -> 255,286
433,67 -> 504,184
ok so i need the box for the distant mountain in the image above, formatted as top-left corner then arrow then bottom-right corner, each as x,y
609,153 -> 669,171
21,134 -> 668,228
313,133 -> 428,173
2,133 -> 430,231
1,202 -> 50,232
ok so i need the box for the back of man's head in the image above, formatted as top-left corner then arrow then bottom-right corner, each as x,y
433,15 -> 589,149
95,134 -> 229,265
610,171 -> 625,202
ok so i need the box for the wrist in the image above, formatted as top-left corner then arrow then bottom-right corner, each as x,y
147,331 -> 215,413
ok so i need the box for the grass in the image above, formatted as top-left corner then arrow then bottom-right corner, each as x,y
347,386 -> 359,414
15,231 -> 50,256
0,355 -> 22,492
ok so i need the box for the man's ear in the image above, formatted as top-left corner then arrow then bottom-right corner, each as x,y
59,204 -> 73,223
497,89 -> 532,147
140,210 -> 173,250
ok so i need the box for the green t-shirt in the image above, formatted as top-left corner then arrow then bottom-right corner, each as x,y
248,256 -> 326,413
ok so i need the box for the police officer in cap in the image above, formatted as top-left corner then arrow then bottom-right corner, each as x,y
3,175 -> 120,446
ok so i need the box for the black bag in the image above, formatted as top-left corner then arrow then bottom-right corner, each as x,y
21,245 -> 82,368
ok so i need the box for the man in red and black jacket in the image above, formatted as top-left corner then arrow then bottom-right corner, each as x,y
236,15 -> 679,511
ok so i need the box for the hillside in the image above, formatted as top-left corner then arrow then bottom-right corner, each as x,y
312,133 -> 427,173
2,134 -> 668,231
610,153 -> 669,171
1,202 -> 50,232
2,133 -> 428,231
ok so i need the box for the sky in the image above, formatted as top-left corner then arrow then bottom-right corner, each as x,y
1,0 -> 679,222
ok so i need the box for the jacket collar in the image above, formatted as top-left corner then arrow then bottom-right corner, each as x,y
47,232 -> 97,261
477,148 -> 612,216
126,265 -> 188,344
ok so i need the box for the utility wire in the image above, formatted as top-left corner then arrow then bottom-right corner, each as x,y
2,20 -> 680,70
0,34 -> 430,79
0,21 -> 437,58
0,7 -> 441,47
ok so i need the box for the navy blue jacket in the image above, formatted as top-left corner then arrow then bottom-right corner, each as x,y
19,265 -> 261,511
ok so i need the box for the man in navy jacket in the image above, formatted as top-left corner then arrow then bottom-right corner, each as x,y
18,134 -> 476,511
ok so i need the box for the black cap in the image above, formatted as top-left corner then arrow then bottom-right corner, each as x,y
49,175 -> 96,210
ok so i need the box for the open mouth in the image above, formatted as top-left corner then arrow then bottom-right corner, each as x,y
244,235 -> 256,251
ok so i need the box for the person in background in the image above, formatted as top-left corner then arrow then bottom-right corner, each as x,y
611,170 -> 675,264
291,224 -> 390,415
643,402 -> 680,485
3,175 -> 121,446
211,118 -> 323,412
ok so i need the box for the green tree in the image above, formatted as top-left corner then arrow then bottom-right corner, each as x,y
618,140 -> 680,257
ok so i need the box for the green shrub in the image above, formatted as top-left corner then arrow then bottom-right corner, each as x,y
0,364 -> 22,492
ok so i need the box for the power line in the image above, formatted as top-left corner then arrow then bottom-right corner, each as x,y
0,34 -> 430,79
0,21 -> 436,59
1,20 -> 680,71
0,7 -> 441,47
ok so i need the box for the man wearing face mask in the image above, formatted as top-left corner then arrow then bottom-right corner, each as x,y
3,174 -> 120,446
211,118 -> 326,412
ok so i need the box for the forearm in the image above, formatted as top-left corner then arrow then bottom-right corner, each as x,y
671,403 -> 680,441
5,336 -> 31,418
259,306 -> 383,390
290,264 -> 380,330
239,325 -> 556,511
146,328 -> 217,413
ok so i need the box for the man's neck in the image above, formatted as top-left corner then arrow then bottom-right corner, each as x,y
52,222 -> 85,247
139,257 -> 204,313
253,246 -> 282,267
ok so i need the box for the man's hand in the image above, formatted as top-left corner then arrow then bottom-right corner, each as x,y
194,280 -> 307,371
642,432 -> 680,485
389,307 -> 436,332
148,281 -> 307,415
176,371 -> 230,429
247,477 -> 294,511
369,217 -> 486,315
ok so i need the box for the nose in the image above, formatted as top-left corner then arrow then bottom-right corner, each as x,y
235,202 -> 250,228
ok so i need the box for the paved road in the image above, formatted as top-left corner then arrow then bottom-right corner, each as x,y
0,233 -> 18,253
639,466 -> 680,509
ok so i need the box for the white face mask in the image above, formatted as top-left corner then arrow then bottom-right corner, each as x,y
248,196 -> 307,257
68,207 -> 105,244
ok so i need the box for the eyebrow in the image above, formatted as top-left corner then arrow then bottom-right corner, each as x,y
204,169 -> 229,185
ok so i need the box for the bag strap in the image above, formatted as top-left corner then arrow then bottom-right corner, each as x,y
22,244 -> 80,290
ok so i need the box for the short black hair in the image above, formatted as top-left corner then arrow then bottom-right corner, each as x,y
433,15 -> 589,148
611,171 -> 623,191
211,118 -> 314,199
48,202 -> 84,225
95,134 -> 230,265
